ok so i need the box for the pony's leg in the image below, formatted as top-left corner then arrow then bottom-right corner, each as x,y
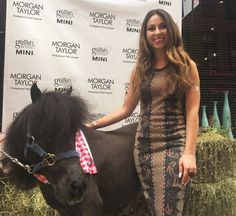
79,175 -> 103,216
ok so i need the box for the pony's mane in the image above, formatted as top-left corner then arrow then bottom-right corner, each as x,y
4,90 -> 88,189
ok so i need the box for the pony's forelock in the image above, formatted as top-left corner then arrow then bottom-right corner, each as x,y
4,90 -> 89,189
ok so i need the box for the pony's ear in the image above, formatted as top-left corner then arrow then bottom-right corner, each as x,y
66,86 -> 72,95
30,83 -> 42,103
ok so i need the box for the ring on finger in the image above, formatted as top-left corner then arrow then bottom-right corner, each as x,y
188,172 -> 195,178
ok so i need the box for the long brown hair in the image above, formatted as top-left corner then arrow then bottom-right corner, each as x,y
131,9 -> 193,96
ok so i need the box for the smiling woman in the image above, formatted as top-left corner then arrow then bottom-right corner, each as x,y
88,9 -> 200,216
146,15 -> 168,51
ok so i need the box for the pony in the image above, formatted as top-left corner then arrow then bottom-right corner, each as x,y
3,84 -> 141,216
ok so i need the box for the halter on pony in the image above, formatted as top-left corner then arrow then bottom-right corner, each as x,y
2,83 -> 97,184
24,120 -> 80,175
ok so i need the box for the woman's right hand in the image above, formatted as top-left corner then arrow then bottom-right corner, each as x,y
85,69 -> 140,129
85,121 -> 97,129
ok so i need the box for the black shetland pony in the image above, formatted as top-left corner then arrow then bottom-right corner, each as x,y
3,84 -> 141,216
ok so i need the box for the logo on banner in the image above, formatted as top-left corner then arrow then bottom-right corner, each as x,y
88,77 -> 114,94
125,111 -> 139,124
10,73 -> 42,90
89,112 -> 109,123
56,9 -> 77,25
126,19 -> 141,33
159,0 -> 172,6
13,112 -> 19,121
52,41 -> 80,59
89,11 -> 116,30
12,1 -> 44,20
91,47 -> 111,62
15,39 -> 38,56
54,77 -> 76,93
122,48 -> 139,63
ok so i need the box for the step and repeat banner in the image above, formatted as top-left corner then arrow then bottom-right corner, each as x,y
2,0 -> 181,131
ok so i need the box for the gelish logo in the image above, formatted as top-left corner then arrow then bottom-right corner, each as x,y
54,77 -> 76,93
126,19 -> 141,33
122,48 -> 139,63
56,9 -> 76,19
56,9 -> 77,25
91,47 -> 110,62
13,112 -> 19,121
15,39 -> 38,49
89,113 -> 109,123
15,39 -> 38,55
52,41 -> 80,58
12,1 -> 44,17
89,11 -> 116,29
10,73 -> 42,87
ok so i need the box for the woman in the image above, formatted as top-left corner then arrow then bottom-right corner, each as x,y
87,9 -> 200,216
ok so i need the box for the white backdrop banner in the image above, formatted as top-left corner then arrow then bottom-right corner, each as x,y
2,0 -> 182,131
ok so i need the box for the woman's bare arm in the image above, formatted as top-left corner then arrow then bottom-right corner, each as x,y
88,70 -> 140,129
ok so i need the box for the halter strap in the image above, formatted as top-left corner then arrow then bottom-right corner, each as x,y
24,119 -> 80,174
31,150 -> 80,173
25,141 -> 48,159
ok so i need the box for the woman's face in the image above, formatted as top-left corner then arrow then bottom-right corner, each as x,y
146,14 -> 168,51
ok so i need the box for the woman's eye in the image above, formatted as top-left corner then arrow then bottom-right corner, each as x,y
159,23 -> 167,30
147,26 -> 155,31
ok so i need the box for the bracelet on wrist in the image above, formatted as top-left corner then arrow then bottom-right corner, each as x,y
91,121 -> 97,127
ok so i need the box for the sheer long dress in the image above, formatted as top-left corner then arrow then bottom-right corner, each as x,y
134,63 -> 187,216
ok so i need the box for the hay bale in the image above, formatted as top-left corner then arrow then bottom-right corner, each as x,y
194,129 -> 236,183
0,176 -> 148,216
184,178 -> 236,216
183,129 -> 236,216
0,177 -> 57,216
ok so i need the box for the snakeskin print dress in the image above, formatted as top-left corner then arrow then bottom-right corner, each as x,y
134,63 -> 187,216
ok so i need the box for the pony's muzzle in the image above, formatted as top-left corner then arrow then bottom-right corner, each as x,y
65,178 -> 88,205
70,179 -> 87,196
